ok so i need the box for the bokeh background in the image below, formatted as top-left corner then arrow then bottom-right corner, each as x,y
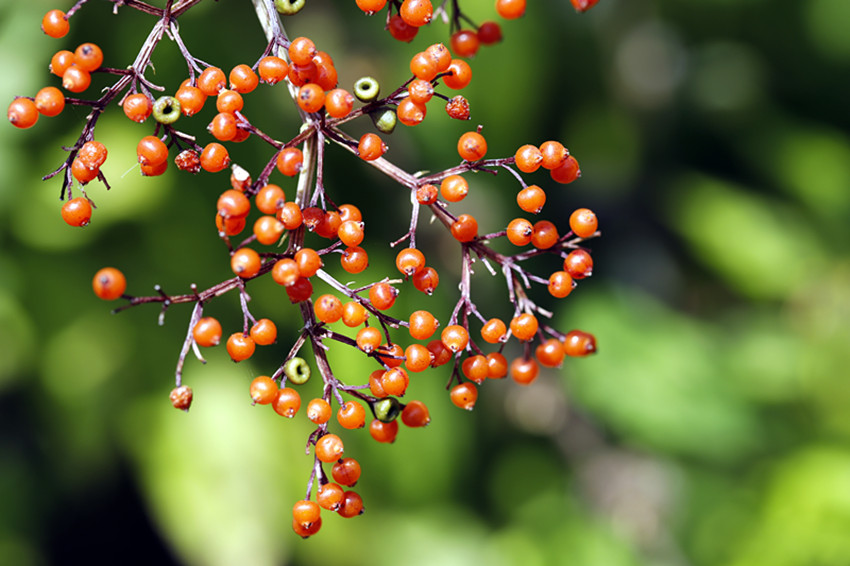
2,0 -> 850,564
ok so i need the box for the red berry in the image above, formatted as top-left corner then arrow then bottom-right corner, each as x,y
61,197 -> 92,227
92,267 -> 127,300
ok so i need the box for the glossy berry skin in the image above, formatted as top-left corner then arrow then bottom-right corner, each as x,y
400,0 -> 433,27
517,185 -> 546,213
397,97 -> 426,127
250,376 -> 278,405
531,220 -> 559,249
332,458 -> 362,486
441,324 -> 469,353
71,158 -> 98,184
231,248 -> 262,278
412,267 -> 439,295
487,352 -> 509,379
272,387 -> 301,418
496,0 -> 526,19
539,140 -> 568,170
276,147 -> 303,177
198,67 -> 226,96
569,208 -> 598,238
123,93 -> 153,122
450,382 -> 478,410
61,197 -> 93,227
548,271 -> 574,298
291,517 -> 321,538
193,317 -> 222,347
314,294 -> 344,323
317,482 -> 344,511
440,175 -> 469,202
481,318 -> 507,344
297,83 -> 325,113
225,333 -> 254,363
514,144 -> 543,173
369,282 -> 397,310
42,10 -> 70,38
315,434 -> 344,463
395,247 -> 426,277
451,29 -> 480,58
34,87 -> 65,117
551,155 -> 581,184
401,400 -> 430,427
387,14 -> 418,42
442,59 -> 473,90
341,246 -> 369,274
409,310 -> 438,340
62,66 -> 91,93
564,249 -> 593,279
477,21 -> 503,45
337,402 -> 367,430
571,0 -> 600,11
369,419 -> 399,443
92,267 -> 127,300
200,143 -> 230,173
307,398 -> 332,424
170,385 -> 193,411
325,88 -> 354,118
536,338 -> 566,368
462,355 -> 489,384
510,357 -> 539,385
50,50 -> 75,77
250,318 -> 277,345
563,330 -> 597,357
337,491 -> 365,518
137,136 -> 168,167
358,133 -> 386,161
292,499 -> 321,527
510,313 -> 539,342
229,64 -> 259,93
8,98 -> 38,129
74,43 -> 103,72
457,131 -> 487,162
451,214 -> 478,243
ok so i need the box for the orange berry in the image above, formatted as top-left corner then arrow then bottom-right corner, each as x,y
61,197 -> 93,227
315,433 -> 344,462
450,382 -> 478,410
42,9 -> 70,38
92,267 -> 126,301
8,98 -> 39,129
193,317 -> 222,347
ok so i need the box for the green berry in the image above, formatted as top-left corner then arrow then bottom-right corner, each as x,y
369,107 -> 397,134
152,96 -> 181,125
372,397 -> 401,423
353,77 -> 380,103
284,356 -> 311,385
274,0 -> 306,15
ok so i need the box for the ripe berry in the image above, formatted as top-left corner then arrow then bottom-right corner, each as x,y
506,218 -> 533,246
395,247 -> 426,277
400,0 -> 433,27
294,247 -> 322,277
231,248 -> 262,278
8,98 -> 38,129
49,50 -> 75,77
255,184 -> 286,215
571,0 -> 600,11
356,0 -> 387,12
564,249 -> 593,279
539,140 -> 568,170
563,330 -> 597,357
481,318 -> 507,344
250,318 -> 277,345
314,294 -> 344,323
137,136 -> 168,167
42,9 -> 70,38
487,352 -> 509,378
516,185 -> 546,214
317,482 -> 344,511
536,338 -> 566,368
410,51 -> 438,81
441,324 -> 469,353
442,59 -> 472,90
450,382 -> 478,410
315,433 -> 344,462
440,175 -> 469,202
548,271 -> 574,298
369,419 -> 399,443
358,133 -> 387,161
412,266 -> 439,294
292,499 -> 321,528
200,143 -> 230,173
307,398 -> 332,424
531,220 -> 559,249
226,333 -> 256,362
333,458 -> 362,486
397,97 -> 426,127
173,83 -> 206,116
477,21 -> 503,45
276,147 -> 303,177
409,310 -> 439,340
291,517 -> 321,538
338,220 -> 365,247
217,189 -> 251,218
92,267 -> 127,300
277,202 -> 304,231
404,343 -> 432,373
193,317 -> 222,347
407,79 -> 434,104
369,282 -> 397,310
170,385 -> 193,411
123,93 -> 153,122
250,376 -> 278,405
34,87 -> 65,117
451,214 -> 478,242
272,387 -> 301,418
427,339 -> 452,367
209,112 -> 237,141
272,258 -> 300,287
71,158 -> 98,184
387,14 -> 418,42
416,184 -> 438,205
401,400 -> 431,427
341,246 -> 369,274
451,29 -> 481,58
216,213 -> 245,236
569,208 -> 598,238
510,313 -> 539,341
229,64 -> 259,93
338,491 -> 365,518
457,131 -> 487,162
325,88 -> 355,118
510,357 -> 539,384
297,82 -> 325,113
551,155 -> 581,184
74,43 -> 103,72
380,367 -> 409,397
61,197 -> 93,227
337,402 -> 367,430
258,56 -> 289,84
377,343 -> 405,369
341,301 -> 368,328
289,37 -> 317,66
254,216 -> 285,245
462,355 -> 489,384
356,327 -> 382,353
496,0 -> 526,19
198,67 -> 226,96
64,65 -> 94,94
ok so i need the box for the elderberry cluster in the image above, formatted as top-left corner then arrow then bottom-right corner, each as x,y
8,0 -> 601,538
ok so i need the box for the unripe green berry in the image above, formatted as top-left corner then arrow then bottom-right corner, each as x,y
152,96 -> 181,124
369,107 -> 397,134
353,77 -> 380,103
284,357 -> 311,385
372,397 -> 401,423
274,0 -> 306,15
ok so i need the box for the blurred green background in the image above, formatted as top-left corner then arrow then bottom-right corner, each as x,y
3,0 -> 850,564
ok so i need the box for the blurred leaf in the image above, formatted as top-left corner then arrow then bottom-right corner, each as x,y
564,286 -> 760,462
665,174 -> 825,300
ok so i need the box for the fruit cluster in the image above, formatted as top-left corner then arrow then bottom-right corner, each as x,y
10,0 -> 601,538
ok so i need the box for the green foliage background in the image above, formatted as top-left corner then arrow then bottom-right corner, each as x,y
2,0 -> 850,564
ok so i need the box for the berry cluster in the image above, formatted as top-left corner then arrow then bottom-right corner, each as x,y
10,0 -> 601,538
